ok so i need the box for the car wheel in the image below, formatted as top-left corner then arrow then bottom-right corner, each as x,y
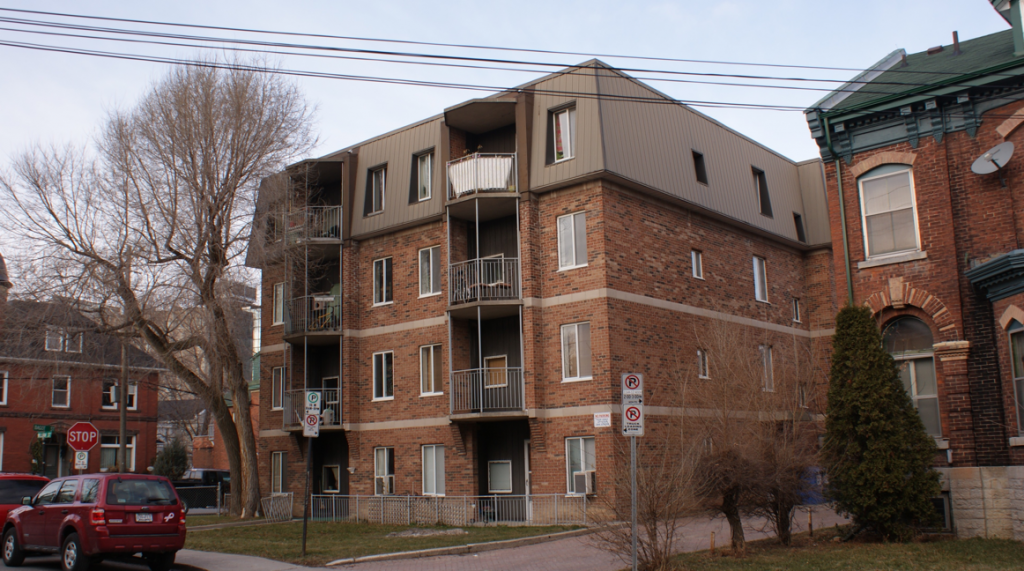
145,551 -> 176,571
60,533 -> 91,571
2,529 -> 26,567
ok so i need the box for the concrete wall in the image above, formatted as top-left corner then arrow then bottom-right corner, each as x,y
941,466 -> 1024,540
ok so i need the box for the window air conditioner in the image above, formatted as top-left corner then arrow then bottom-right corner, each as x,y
573,470 -> 597,495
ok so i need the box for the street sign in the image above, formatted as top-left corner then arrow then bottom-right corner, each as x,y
303,412 -> 320,438
622,373 -> 643,394
594,412 -> 611,428
305,391 -> 321,414
67,422 -> 100,452
33,424 -> 53,439
623,404 -> 644,436
74,451 -> 89,470
620,372 -> 645,571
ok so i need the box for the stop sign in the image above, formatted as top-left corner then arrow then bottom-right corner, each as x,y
67,422 -> 100,452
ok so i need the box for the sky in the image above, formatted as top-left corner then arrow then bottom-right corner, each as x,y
0,0 -> 1011,185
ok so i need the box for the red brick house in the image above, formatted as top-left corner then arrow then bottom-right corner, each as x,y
805,0 -> 1024,539
0,253 -> 162,477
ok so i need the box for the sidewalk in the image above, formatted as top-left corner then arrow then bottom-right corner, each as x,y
177,507 -> 848,571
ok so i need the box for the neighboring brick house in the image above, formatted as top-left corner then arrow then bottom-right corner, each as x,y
805,0 -> 1024,539
0,253 -> 163,476
247,61 -> 835,516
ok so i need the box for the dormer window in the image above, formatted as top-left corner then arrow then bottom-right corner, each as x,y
45,327 -> 82,353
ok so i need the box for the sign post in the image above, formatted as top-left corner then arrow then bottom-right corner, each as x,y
301,390 -> 321,557
621,373 -> 644,571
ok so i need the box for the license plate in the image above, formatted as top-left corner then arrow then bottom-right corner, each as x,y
136,513 -> 153,523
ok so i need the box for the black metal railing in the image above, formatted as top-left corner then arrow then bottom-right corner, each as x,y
284,295 -> 342,336
283,388 -> 342,429
451,367 -> 524,414
449,257 -> 520,305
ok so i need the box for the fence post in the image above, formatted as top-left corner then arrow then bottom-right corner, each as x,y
216,483 -> 222,515
407,496 -> 411,526
556,494 -> 559,526
356,495 -> 360,524
583,495 -> 587,525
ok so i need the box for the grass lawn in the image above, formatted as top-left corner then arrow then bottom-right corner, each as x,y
185,521 -> 579,566
673,530 -> 1024,571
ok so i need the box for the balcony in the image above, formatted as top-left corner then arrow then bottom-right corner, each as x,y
447,153 -> 517,201
281,206 -> 343,258
450,367 -> 525,416
449,257 -> 520,305
283,388 -> 342,430
284,295 -> 342,343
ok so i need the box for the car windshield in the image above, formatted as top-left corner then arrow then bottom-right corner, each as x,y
105,479 -> 177,506
0,480 -> 48,504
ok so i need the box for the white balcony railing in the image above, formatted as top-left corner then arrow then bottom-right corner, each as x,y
447,153 -> 517,200
451,367 -> 524,414
310,494 -> 588,526
449,257 -> 520,305
284,295 -> 341,336
285,206 -> 343,243
283,388 -> 341,429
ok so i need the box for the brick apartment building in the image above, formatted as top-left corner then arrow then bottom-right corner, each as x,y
248,60 -> 836,517
0,253 -> 162,477
804,0 -> 1024,539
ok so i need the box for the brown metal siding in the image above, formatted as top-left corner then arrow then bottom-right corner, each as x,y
528,69 -> 605,189
350,118 -> 445,237
797,160 -> 830,246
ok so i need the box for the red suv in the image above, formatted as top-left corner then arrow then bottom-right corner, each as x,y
0,474 -> 49,524
1,473 -> 187,571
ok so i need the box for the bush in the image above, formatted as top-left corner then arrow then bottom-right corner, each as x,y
153,438 -> 190,481
821,306 -> 939,541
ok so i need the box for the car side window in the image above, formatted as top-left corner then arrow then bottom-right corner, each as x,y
55,480 -> 78,504
80,479 -> 100,504
34,481 -> 62,505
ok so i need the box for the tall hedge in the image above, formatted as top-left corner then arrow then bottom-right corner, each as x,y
821,305 -> 939,540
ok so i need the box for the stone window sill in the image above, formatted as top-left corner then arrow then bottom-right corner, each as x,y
1009,436 -> 1024,447
857,250 -> 928,269
934,438 -> 949,450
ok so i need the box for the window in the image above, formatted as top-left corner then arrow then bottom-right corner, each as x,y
66,332 -> 82,353
35,481 -> 62,505
1011,322 -> 1024,436
322,465 -> 341,493
272,283 -> 284,325
753,168 -> 773,217
272,367 -> 285,410
419,246 -> 441,297
55,480 -> 78,504
793,213 -> 807,243
561,322 -> 592,381
101,379 -> 137,410
0,370 -> 7,405
484,355 -> 508,388
693,151 -> 708,184
52,376 -> 70,408
859,167 -> 919,258
367,166 -> 386,215
753,256 -> 768,302
792,298 -> 801,323
374,447 -> 395,495
0,433 -> 3,471
422,445 -> 445,496
80,479 -> 100,503
691,250 -> 704,279
271,452 -> 286,494
415,152 -> 433,202
557,212 -> 587,270
798,383 -> 808,408
550,105 -> 577,163
373,257 -> 393,305
759,345 -> 774,392
697,349 -> 709,379
420,344 -> 442,395
45,328 -> 82,353
884,317 -> 941,437
373,351 -> 394,400
566,436 -> 595,495
487,461 -> 513,494
100,435 -> 136,472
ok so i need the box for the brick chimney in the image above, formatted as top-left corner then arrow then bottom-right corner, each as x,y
0,251 -> 11,333
992,0 -> 1024,55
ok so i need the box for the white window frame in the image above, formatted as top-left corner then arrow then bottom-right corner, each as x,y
272,283 -> 285,325
100,435 -> 136,472
561,322 -> 592,382
557,212 -> 587,270
374,447 -> 395,496
271,451 -> 285,494
322,465 -> 341,493
487,460 -> 513,494
697,349 -> 709,379
420,344 -> 443,396
552,106 -> 577,162
417,152 -> 433,201
753,256 -> 768,303
760,345 -> 774,392
798,383 -> 808,409
0,370 -> 7,406
52,375 -> 70,408
65,332 -> 82,354
101,380 -> 138,411
373,257 -> 393,306
45,327 -> 63,352
1009,325 -> 1024,436
422,444 -> 445,496
370,167 -> 386,214
792,298 -> 801,323
858,167 -> 921,260
419,246 -> 442,297
373,351 -> 394,401
271,366 -> 285,410
896,356 -> 942,438
565,436 -> 595,495
691,250 -> 704,280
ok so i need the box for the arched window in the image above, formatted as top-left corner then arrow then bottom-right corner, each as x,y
858,165 -> 920,259
1008,320 -> 1024,436
882,316 -> 940,437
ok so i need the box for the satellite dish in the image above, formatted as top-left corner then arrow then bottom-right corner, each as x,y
971,141 -> 1015,186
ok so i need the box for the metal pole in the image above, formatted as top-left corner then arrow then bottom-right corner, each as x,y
631,435 -> 637,571
217,483 -> 222,514
476,306 -> 483,413
301,436 -> 312,557
119,342 -> 128,473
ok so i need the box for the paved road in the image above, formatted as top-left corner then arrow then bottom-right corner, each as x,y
4,554 -> 171,571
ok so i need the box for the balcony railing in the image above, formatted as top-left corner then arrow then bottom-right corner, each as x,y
283,388 -> 341,429
285,206 -> 343,244
447,153 -> 517,200
310,494 -> 588,526
284,295 -> 341,336
449,257 -> 520,305
451,367 -> 524,415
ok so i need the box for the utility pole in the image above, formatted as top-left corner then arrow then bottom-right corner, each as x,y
119,341 -> 128,473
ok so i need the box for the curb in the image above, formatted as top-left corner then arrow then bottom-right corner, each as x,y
325,526 -> 603,567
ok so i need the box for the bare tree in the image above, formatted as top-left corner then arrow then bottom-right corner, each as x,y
0,59 -> 317,516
